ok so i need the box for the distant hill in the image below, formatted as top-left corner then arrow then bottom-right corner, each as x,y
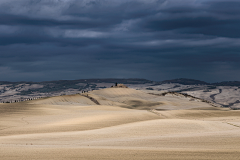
2,78 -> 240,87
1,78 -> 240,105
0,78 -> 152,85
160,78 -> 240,86
0,78 -> 153,96
212,81 -> 240,86
161,78 -> 209,85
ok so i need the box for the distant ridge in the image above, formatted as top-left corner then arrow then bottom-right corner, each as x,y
212,81 -> 240,86
1,78 -> 240,86
0,78 -> 152,85
1,78 -> 240,105
160,78 -> 240,86
161,78 -> 209,85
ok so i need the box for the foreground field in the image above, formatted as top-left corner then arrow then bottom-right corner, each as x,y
0,88 -> 240,159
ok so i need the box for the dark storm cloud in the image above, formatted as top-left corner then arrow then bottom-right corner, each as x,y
0,0 -> 240,82
0,14 -> 116,29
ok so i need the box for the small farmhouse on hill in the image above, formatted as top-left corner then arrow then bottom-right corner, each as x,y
111,83 -> 128,88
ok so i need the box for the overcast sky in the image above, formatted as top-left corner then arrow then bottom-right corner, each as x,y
0,0 -> 240,82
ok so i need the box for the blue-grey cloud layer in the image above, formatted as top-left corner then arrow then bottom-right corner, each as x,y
0,0 -> 240,82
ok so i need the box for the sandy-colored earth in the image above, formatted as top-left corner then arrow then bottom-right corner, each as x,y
1,88 -> 240,159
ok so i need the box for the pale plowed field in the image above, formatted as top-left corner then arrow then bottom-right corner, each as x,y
1,88 -> 240,159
